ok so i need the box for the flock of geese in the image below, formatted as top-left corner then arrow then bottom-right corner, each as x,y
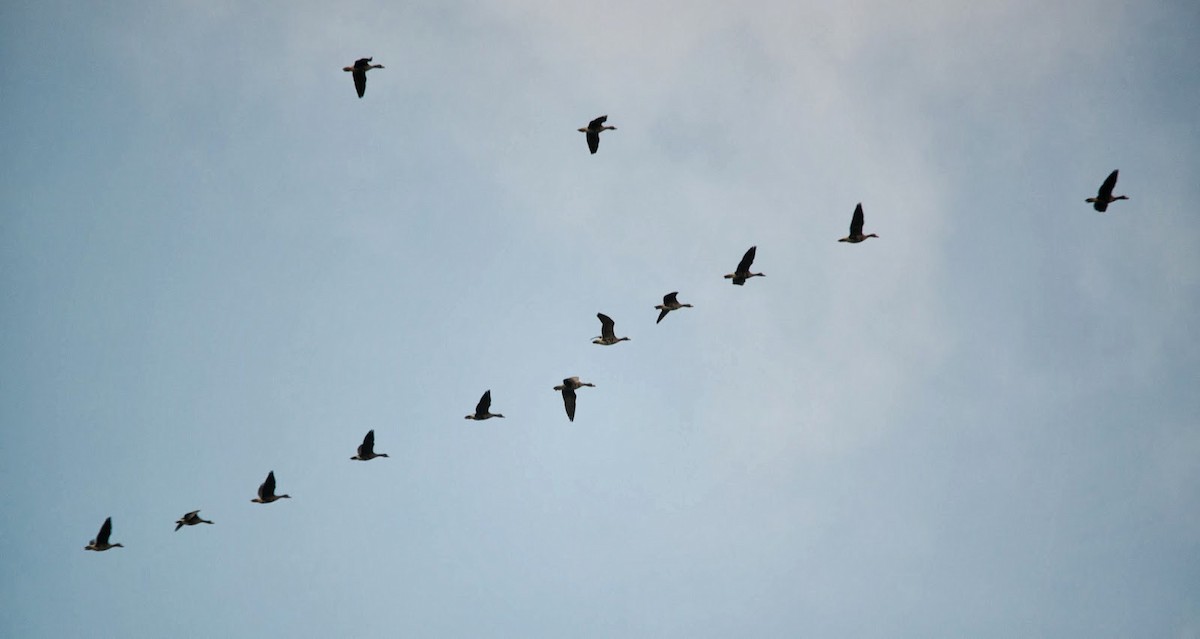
82,57 -> 1132,553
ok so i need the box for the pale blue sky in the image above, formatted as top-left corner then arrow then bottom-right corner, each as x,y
2,1 -> 1198,637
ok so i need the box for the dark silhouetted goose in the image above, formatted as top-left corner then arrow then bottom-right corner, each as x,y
724,246 -> 764,285
578,115 -> 616,154
351,430 -> 389,461
251,471 -> 291,503
465,390 -> 505,420
84,517 -> 123,551
839,203 -> 878,243
1086,170 -> 1129,212
553,377 -> 595,422
655,292 -> 693,324
343,57 -> 384,98
593,313 -> 630,345
175,510 -> 213,531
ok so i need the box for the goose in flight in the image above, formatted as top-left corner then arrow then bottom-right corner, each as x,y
251,471 -> 291,503
578,115 -> 616,154
84,517 -> 123,551
724,246 -> 764,285
1086,170 -> 1129,212
838,203 -> 878,243
465,390 -> 505,420
553,377 -> 595,422
655,292 -> 692,324
343,57 -> 384,98
175,510 -> 213,532
593,313 -> 630,345
351,430 -> 389,461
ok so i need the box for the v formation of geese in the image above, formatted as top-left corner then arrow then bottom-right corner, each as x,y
83,57 -> 1132,552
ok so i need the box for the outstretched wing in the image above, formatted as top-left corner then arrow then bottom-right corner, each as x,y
664,292 -> 679,305
597,313 -> 616,339
589,115 -> 608,128
476,390 -> 492,415
561,386 -> 577,421
97,517 -> 113,545
736,246 -> 757,273
259,471 -> 276,500
352,70 -> 367,98
360,430 -> 376,456
586,131 -> 599,154
850,203 -> 865,237
656,308 -> 669,324
1098,170 -> 1118,199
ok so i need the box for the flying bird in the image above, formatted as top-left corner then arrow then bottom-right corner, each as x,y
343,57 -> 384,98
84,517 -> 123,551
724,246 -> 765,285
553,377 -> 595,422
1086,170 -> 1129,212
174,510 -> 213,532
592,313 -> 630,345
578,115 -> 616,154
838,203 -> 878,243
465,390 -> 505,420
655,292 -> 693,324
350,430 -> 389,461
250,471 -> 291,503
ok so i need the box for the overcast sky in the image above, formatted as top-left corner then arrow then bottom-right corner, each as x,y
2,1 -> 1198,637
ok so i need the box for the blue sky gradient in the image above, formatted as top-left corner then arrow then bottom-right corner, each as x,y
2,1 -> 1198,637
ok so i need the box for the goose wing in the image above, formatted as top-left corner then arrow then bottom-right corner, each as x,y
664,292 -> 679,305
561,386 -> 577,421
588,115 -> 608,129
736,246 -> 757,274
96,517 -> 113,545
475,390 -> 492,415
1098,170 -> 1119,199
259,471 -> 276,500
656,308 -> 669,324
359,430 -> 376,456
352,70 -> 367,98
586,131 -> 599,154
597,313 -> 616,340
850,203 -> 865,237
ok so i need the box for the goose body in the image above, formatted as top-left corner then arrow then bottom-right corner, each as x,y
578,115 -> 616,154
1086,170 -> 1129,212
84,517 -> 123,551
251,471 -> 291,503
592,313 -> 630,345
175,510 -> 213,531
343,57 -> 384,98
838,203 -> 878,243
351,430 -> 389,460
465,390 -> 505,420
553,376 -> 595,422
724,246 -> 764,285
654,292 -> 693,324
